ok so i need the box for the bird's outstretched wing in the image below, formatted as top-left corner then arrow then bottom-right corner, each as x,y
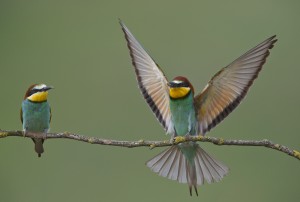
120,21 -> 172,132
194,36 -> 277,135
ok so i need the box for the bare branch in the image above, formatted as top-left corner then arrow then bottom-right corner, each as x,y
0,129 -> 299,160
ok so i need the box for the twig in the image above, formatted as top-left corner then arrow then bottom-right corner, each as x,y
0,129 -> 299,160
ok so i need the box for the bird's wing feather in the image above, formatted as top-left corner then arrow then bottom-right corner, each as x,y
50,107 -> 52,123
120,21 -> 172,132
20,108 -> 23,124
194,36 -> 277,134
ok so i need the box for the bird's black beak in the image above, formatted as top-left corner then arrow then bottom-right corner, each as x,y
43,86 -> 54,91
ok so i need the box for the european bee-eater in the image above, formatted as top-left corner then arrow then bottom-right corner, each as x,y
21,84 -> 53,157
120,21 -> 277,195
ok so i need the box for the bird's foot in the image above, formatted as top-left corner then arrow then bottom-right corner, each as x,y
185,133 -> 193,138
173,136 -> 186,144
42,133 -> 47,140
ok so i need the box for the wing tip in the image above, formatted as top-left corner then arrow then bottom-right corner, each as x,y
118,18 -> 125,27
266,35 -> 278,50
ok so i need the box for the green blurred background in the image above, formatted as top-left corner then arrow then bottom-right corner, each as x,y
0,0 -> 299,201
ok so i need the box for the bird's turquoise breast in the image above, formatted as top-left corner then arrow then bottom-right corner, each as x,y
169,92 -> 197,136
22,99 -> 51,132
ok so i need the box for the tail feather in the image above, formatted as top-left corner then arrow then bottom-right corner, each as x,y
149,146 -> 173,173
146,144 -> 229,195
32,138 -> 44,157
186,159 -> 198,196
195,147 -> 229,184
159,147 -> 178,176
178,153 -> 188,183
166,147 -> 180,179
194,153 -> 204,185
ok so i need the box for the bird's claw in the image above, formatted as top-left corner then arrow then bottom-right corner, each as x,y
173,136 -> 185,144
42,133 -> 47,140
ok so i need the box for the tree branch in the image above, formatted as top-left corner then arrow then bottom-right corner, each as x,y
0,129 -> 299,160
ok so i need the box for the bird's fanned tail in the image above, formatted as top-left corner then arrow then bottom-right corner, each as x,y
146,144 -> 229,195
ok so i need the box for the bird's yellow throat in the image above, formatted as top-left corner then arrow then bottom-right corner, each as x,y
28,92 -> 48,102
169,87 -> 191,99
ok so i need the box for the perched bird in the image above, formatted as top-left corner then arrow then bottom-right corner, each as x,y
21,84 -> 53,157
120,20 -> 277,195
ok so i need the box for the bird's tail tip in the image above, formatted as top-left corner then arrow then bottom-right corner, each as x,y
189,185 -> 198,196
33,138 -> 44,157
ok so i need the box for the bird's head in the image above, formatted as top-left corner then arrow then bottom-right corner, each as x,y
24,84 -> 53,102
168,76 -> 194,99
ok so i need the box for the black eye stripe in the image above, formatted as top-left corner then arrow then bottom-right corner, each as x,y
28,89 -> 38,97
28,88 -> 46,96
169,82 -> 189,88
